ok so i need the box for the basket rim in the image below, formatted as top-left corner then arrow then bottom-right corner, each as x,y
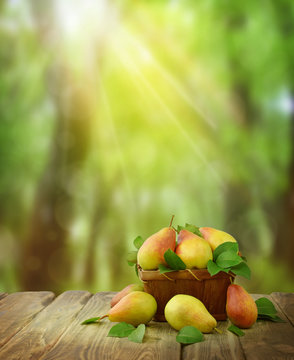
137,265 -> 234,281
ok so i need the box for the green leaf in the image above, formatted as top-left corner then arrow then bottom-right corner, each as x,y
127,251 -> 138,264
228,324 -> 245,337
133,236 -> 144,250
108,322 -> 135,338
207,260 -> 224,276
135,264 -> 138,277
230,261 -> 251,280
127,261 -> 135,267
177,224 -> 202,237
164,249 -> 186,270
216,251 -> 242,268
128,324 -> 145,343
81,317 -> 101,325
257,314 -> 285,323
176,326 -> 203,344
255,297 -> 277,316
213,242 -> 239,261
158,264 -> 175,274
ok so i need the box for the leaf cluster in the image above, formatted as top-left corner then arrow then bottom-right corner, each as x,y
126,236 -> 145,276
207,242 -> 251,280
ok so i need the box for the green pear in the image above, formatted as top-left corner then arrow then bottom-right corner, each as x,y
108,291 -> 157,326
226,284 -> 257,328
199,227 -> 237,251
137,227 -> 176,270
175,229 -> 212,269
164,294 -> 217,333
110,284 -> 144,307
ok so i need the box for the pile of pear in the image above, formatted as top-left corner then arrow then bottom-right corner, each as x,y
137,224 -> 237,271
89,223 -> 257,334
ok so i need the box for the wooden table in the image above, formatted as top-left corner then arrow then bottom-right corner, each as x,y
0,291 -> 293,359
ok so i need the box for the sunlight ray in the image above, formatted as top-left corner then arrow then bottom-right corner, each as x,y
116,48 -> 224,187
122,31 -> 217,130
99,79 -> 137,214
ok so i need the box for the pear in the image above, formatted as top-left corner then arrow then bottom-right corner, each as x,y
226,284 -> 257,328
110,284 -> 144,307
199,227 -> 237,251
137,226 -> 176,270
164,294 -> 217,333
175,230 -> 212,269
107,291 -> 157,326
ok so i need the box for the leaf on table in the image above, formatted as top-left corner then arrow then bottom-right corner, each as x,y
213,242 -> 239,261
228,324 -> 245,337
133,236 -> 145,250
128,324 -> 145,343
164,249 -> 186,270
255,297 -> 277,316
158,264 -> 175,274
230,261 -> 251,280
215,250 -> 242,268
108,322 -> 136,338
257,314 -> 285,322
176,326 -> 203,344
207,260 -> 223,276
81,317 -> 101,325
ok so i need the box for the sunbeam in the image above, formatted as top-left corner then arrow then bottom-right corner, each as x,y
113,44 -> 224,187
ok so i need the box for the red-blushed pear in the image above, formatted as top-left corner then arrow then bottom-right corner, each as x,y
110,284 -> 144,307
137,226 -> 176,270
226,284 -> 258,329
175,230 -> 212,269
199,227 -> 237,252
104,291 -> 157,326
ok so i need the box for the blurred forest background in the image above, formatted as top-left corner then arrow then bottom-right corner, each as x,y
1,0 -> 294,295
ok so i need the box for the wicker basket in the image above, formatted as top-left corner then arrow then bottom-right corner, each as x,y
138,266 -> 234,321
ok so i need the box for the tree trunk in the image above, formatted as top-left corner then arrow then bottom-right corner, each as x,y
21,0 -> 95,292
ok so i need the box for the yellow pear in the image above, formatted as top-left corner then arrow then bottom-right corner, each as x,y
199,227 -> 237,251
137,227 -> 176,270
164,294 -> 217,333
175,230 -> 212,269
108,291 -> 157,326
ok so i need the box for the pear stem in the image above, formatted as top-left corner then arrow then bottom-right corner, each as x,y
100,315 -> 109,320
169,215 -> 175,227
162,273 -> 175,281
187,269 -> 201,281
214,327 -> 222,334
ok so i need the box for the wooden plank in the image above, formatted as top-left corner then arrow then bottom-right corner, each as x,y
0,291 -> 55,348
42,292 -> 181,360
182,320 -> 245,360
0,291 -> 92,360
236,294 -> 294,359
270,292 -> 294,327
0,293 -> 8,301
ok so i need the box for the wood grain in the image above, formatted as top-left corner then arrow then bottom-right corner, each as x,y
42,292 -> 181,360
0,291 -> 55,348
182,320 -> 245,360
0,291 -> 91,360
270,292 -> 294,326
0,293 -> 7,301
237,294 -> 294,360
